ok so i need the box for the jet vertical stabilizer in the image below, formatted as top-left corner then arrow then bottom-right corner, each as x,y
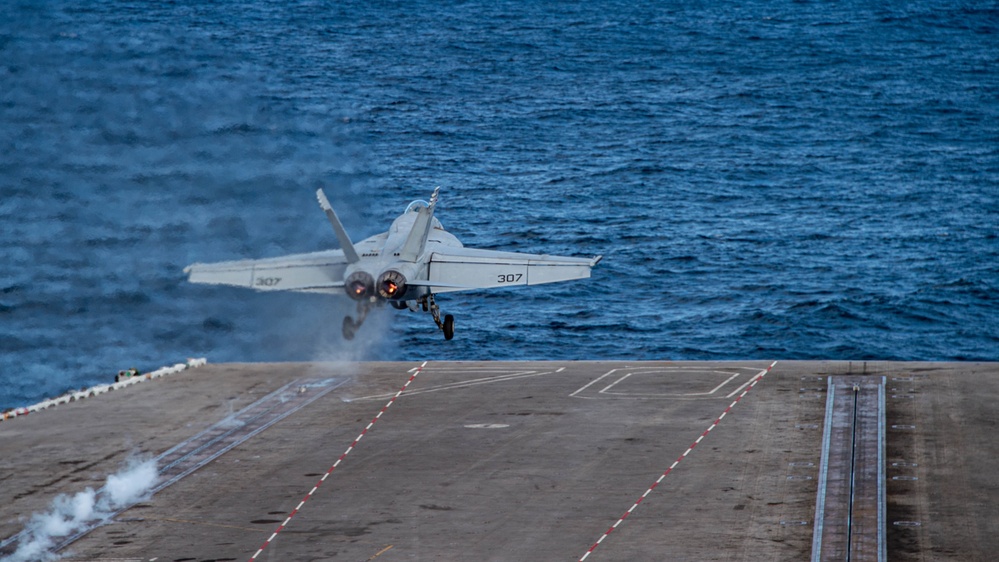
399,187 -> 440,262
316,189 -> 360,264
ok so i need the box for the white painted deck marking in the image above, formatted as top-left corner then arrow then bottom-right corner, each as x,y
573,366 -> 762,399
249,361 -> 428,562
725,374 -> 760,398
569,370 -> 618,398
600,372 -> 633,394
578,361 -> 777,561
704,371 -> 744,395
355,369 -> 555,400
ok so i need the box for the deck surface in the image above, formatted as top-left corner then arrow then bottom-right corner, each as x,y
1,361 -> 997,561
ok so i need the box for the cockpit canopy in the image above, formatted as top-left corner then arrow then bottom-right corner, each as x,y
405,200 -> 430,213
398,199 -> 443,231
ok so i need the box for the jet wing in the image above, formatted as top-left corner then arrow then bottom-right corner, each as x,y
184,250 -> 349,294
415,247 -> 602,294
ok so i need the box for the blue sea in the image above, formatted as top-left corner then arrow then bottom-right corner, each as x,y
2,1 -> 997,409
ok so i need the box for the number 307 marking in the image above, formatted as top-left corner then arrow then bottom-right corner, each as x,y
497,274 -> 523,283
256,277 -> 281,287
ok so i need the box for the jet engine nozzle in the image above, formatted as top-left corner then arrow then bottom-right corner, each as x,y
345,271 -> 375,300
377,270 -> 407,300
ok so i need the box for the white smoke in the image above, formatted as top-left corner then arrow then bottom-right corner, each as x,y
102,458 -> 157,508
2,456 -> 158,562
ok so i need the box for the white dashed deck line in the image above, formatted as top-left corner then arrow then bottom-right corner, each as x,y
248,361 -> 428,562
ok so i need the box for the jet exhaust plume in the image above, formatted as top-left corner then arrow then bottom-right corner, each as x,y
2,456 -> 158,562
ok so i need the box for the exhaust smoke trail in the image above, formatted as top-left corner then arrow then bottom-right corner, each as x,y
2,456 -> 158,562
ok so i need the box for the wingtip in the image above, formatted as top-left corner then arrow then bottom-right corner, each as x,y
316,188 -> 332,211
591,255 -> 603,267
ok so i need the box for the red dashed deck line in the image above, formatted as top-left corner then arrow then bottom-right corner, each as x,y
578,361 -> 778,562
249,361 -> 428,562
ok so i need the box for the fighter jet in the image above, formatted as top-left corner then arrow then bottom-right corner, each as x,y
184,188 -> 601,340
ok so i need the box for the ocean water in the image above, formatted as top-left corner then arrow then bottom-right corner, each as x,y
2,1 -> 997,409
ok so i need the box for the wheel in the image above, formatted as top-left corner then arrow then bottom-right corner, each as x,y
442,314 -> 455,341
342,316 -> 356,340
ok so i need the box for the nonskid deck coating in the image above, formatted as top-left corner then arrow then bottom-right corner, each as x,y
0,361 -> 996,561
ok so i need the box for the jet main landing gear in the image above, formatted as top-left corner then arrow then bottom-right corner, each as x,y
342,301 -> 372,341
422,294 -> 455,341
442,314 -> 454,340
341,296 -> 455,342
